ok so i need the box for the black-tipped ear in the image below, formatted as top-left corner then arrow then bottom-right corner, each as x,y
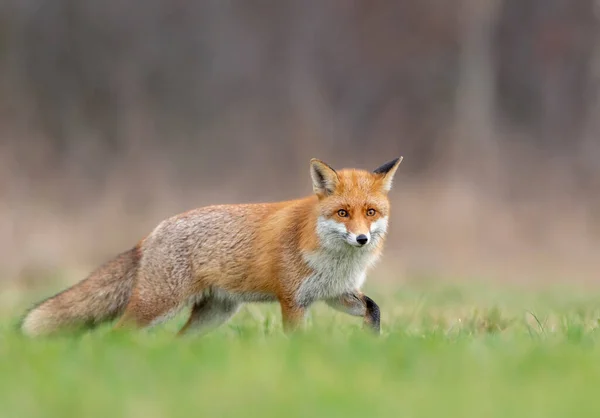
310,158 -> 339,196
373,156 -> 403,192
373,157 -> 402,175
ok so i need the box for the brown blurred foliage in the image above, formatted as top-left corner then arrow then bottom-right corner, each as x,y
0,0 -> 599,286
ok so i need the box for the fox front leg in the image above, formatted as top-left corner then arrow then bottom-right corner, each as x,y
326,292 -> 381,334
278,296 -> 307,334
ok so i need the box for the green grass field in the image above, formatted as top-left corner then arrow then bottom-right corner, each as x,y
2,281 -> 600,418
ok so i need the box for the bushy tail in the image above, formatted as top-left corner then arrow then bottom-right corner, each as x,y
20,245 -> 141,337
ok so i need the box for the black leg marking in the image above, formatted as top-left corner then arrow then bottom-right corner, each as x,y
363,295 -> 381,334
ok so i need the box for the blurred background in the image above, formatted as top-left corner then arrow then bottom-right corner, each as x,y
1,0 -> 599,292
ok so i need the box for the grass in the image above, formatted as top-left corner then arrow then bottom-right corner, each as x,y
2,281 -> 600,418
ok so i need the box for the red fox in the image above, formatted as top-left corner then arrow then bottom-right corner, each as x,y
20,157 -> 402,337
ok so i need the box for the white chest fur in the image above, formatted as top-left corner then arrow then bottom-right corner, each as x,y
295,247 -> 379,306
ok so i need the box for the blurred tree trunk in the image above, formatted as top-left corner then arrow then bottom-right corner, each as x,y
450,0 -> 500,178
579,0 -> 600,214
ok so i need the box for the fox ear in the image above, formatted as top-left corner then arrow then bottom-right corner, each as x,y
310,158 -> 339,196
373,156 -> 403,192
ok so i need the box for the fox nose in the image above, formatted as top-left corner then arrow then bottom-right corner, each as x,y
356,234 -> 369,246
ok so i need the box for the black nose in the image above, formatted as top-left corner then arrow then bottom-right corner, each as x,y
356,234 -> 369,245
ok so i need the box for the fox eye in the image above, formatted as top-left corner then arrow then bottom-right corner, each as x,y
337,209 -> 349,217
366,208 -> 376,216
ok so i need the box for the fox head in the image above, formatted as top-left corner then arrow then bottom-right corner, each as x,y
309,157 -> 403,251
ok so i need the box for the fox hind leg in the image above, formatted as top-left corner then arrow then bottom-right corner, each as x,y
114,290 -> 184,330
177,297 -> 240,336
